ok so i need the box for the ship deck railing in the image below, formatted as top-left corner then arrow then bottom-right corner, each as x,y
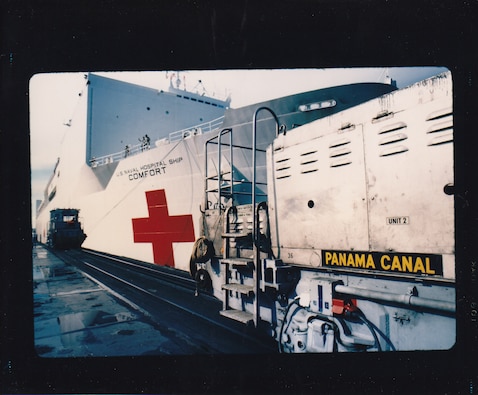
89,116 -> 225,167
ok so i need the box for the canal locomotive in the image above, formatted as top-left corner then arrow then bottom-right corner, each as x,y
47,208 -> 87,249
191,72 -> 455,353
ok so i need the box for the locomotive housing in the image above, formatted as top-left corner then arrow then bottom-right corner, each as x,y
47,208 -> 87,249
196,72 -> 455,353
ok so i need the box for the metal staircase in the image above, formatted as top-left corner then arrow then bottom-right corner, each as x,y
220,205 -> 256,324
203,108 -> 280,327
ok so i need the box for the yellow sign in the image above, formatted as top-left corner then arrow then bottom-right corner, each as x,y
322,250 -> 443,275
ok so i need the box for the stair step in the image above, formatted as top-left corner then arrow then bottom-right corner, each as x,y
222,232 -> 249,238
205,190 -> 233,196
221,257 -> 253,266
205,186 -> 233,193
206,171 -> 231,180
222,283 -> 254,295
220,309 -> 254,324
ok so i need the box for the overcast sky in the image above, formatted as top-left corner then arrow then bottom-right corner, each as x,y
30,67 -> 448,226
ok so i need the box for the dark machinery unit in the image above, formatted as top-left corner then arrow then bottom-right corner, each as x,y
47,208 -> 87,249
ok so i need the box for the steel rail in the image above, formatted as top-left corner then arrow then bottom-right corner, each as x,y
68,252 -> 275,351
82,249 -> 197,291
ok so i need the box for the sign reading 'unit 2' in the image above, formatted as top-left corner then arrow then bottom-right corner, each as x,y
132,189 -> 195,267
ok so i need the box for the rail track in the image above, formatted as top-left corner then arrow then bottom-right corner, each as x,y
48,247 -> 277,354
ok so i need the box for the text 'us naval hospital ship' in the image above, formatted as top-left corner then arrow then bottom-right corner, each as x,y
35,70 -> 455,353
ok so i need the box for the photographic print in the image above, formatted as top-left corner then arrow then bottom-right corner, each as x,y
3,1 -> 475,392
30,67 -> 455,357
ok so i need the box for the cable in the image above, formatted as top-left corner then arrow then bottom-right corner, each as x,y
356,314 -> 382,352
278,298 -> 301,353
355,310 -> 396,352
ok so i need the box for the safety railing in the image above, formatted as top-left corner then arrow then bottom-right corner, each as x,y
203,107 -> 279,213
251,107 -> 279,246
89,116 -> 225,167
168,116 -> 225,143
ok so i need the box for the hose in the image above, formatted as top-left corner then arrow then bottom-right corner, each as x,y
353,309 -> 396,351
355,314 -> 382,351
278,299 -> 397,353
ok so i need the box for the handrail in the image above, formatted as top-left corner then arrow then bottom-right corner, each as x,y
251,107 -> 279,246
206,141 -> 267,153
203,108 -> 278,213
217,129 -> 233,206
252,107 -> 278,327
204,131 -> 225,212
89,115 -> 225,167
168,116 -> 225,143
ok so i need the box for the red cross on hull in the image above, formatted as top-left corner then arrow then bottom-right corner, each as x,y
132,189 -> 195,267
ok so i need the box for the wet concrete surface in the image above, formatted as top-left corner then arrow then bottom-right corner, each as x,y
33,244 -> 206,357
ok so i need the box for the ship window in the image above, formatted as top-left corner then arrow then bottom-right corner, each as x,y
48,187 -> 56,201
298,99 -> 336,112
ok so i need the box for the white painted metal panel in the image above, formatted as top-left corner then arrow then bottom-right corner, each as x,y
267,72 -> 454,277
363,92 -> 453,255
268,123 -> 369,265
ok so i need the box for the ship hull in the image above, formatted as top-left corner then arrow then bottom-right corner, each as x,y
80,136 -> 208,272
